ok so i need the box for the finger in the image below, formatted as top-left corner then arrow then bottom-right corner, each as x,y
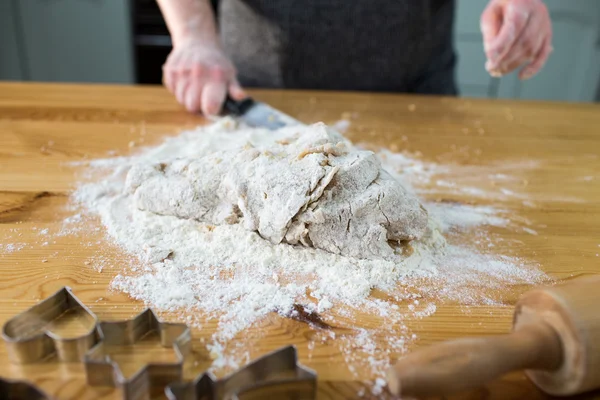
495,12 -> 546,75
175,78 -> 190,109
184,79 -> 204,113
228,77 -> 247,100
487,2 -> 530,68
162,62 -> 177,93
480,2 -> 503,56
494,55 -> 528,77
519,38 -> 553,80
162,51 -> 183,93
201,80 -> 228,116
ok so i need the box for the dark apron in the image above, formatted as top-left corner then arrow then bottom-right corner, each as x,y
218,0 -> 457,95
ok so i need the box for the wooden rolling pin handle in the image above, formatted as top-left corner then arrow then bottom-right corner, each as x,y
386,322 -> 563,398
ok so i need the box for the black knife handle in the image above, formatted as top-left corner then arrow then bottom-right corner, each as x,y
223,95 -> 255,116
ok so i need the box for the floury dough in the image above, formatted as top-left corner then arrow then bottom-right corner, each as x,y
125,121 -> 428,260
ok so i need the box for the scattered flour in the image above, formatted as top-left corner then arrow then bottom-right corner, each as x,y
0,243 -> 25,253
62,118 -> 549,392
332,119 -> 351,133
426,203 -> 509,231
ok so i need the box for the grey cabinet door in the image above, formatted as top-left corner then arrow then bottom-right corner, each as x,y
16,0 -> 135,83
0,1 -> 25,80
454,0 -> 495,98
496,0 -> 600,102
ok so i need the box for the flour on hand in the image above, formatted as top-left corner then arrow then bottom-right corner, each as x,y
125,121 -> 427,260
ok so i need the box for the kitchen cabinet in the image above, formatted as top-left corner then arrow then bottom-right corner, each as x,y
1,0 -> 135,84
453,0 -> 494,98
0,1 -> 25,80
454,0 -> 600,102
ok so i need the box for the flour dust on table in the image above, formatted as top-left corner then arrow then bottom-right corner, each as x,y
62,118 -> 548,393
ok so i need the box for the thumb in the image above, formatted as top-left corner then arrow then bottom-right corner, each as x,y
228,78 -> 247,100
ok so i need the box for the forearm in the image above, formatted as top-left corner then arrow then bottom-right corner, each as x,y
156,0 -> 219,47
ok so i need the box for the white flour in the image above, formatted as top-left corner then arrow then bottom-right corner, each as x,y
61,119 -> 549,393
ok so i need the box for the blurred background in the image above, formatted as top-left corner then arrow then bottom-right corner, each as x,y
1,0 -> 599,102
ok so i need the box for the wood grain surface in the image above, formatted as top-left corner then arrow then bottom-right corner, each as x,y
0,82 -> 599,400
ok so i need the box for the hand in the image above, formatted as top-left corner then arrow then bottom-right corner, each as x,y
162,40 -> 247,115
481,0 -> 553,80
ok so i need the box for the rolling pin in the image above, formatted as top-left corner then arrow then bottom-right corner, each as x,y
386,276 -> 600,398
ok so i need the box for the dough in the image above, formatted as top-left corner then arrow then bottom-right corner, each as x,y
125,122 -> 428,260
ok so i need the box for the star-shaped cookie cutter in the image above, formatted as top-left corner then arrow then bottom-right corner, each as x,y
165,345 -> 317,400
84,308 -> 191,400
1,287 -> 99,364
0,377 -> 51,400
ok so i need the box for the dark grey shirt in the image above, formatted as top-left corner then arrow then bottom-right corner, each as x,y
219,0 -> 457,95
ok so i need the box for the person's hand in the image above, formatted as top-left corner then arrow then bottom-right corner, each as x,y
162,40 -> 247,116
481,0 -> 553,80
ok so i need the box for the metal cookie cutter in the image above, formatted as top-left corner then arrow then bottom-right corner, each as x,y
2,287 -> 99,364
165,345 -> 317,400
84,309 -> 191,400
0,377 -> 51,400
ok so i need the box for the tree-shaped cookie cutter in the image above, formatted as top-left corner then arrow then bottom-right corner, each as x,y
2,287 -> 99,364
165,345 -> 317,400
84,309 -> 191,400
0,377 -> 51,400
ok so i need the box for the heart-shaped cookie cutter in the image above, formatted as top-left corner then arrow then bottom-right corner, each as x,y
2,287 -> 99,364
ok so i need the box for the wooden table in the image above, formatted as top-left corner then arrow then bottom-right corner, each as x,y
0,82 -> 599,400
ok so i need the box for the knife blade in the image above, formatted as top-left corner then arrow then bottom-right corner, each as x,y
223,95 -> 302,130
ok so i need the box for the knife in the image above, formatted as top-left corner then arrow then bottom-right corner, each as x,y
222,95 -> 302,130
